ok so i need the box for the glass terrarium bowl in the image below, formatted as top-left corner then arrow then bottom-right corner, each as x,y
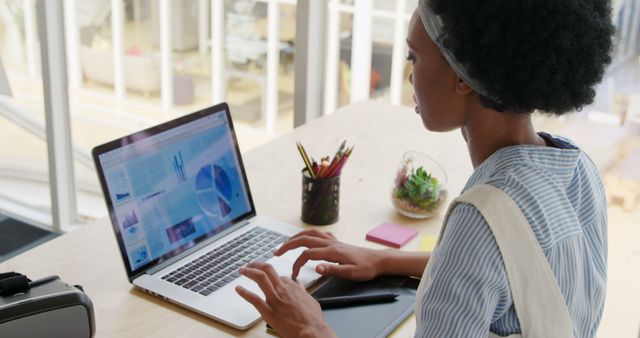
391,151 -> 448,219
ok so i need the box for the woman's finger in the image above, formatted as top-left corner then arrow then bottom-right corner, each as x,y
246,262 -> 282,287
288,229 -> 335,241
316,263 -> 362,280
239,266 -> 279,301
274,235 -> 331,256
235,285 -> 272,320
291,247 -> 338,280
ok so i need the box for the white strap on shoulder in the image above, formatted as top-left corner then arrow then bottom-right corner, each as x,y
451,184 -> 574,338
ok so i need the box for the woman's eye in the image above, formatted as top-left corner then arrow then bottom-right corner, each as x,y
406,54 -> 416,64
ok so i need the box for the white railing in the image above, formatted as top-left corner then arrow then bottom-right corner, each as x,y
159,0 -> 172,110
322,0 -> 411,115
23,0 -> 38,79
19,0 -> 412,133
3,0 -> 417,230
611,0 -> 640,72
36,0 -> 78,232
347,0 -> 373,104
50,0 -> 290,136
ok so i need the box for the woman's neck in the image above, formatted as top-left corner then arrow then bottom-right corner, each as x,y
461,110 -> 546,169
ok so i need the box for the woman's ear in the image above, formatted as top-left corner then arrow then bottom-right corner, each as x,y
455,78 -> 474,95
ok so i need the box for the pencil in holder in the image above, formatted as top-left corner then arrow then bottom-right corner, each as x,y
301,169 -> 340,225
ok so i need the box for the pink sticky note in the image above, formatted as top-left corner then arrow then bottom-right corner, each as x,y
366,222 -> 418,248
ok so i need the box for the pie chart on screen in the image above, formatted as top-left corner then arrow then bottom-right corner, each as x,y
195,164 -> 232,218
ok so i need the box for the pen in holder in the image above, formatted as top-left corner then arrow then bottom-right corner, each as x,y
301,169 -> 340,225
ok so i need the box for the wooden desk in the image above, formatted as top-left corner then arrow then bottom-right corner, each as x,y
0,100 -> 473,337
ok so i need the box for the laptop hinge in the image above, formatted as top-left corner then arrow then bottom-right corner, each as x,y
145,219 -> 252,276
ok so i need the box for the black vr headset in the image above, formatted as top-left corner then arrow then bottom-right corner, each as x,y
0,272 -> 95,338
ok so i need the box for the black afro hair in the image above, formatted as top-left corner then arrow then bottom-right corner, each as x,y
426,0 -> 615,115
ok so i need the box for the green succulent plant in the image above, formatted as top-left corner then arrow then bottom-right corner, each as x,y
395,166 -> 440,211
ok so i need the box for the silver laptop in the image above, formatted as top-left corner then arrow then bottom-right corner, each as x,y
92,103 -> 321,329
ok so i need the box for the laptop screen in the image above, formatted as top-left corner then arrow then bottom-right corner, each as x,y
94,104 -> 255,278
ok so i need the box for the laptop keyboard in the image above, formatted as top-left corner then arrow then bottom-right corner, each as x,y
161,227 -> 289,296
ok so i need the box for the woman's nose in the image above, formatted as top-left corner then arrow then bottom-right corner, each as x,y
408,72 -> 413,85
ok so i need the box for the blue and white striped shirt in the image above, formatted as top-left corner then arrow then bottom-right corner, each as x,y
415,133 -> 608,337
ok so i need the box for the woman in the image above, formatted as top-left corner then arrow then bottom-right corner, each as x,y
235,0 -> 614,337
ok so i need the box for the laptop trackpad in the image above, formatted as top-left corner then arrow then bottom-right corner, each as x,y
234,247 -> 321,300
272,246 -> 321,284
234,246 -> 320,287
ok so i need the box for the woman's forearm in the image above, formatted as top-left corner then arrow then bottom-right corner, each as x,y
375,249 -> 430,278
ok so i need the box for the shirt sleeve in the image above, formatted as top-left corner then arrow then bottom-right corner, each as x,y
415,203 -> 513,338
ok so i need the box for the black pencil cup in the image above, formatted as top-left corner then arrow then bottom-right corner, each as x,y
301,169 -> 340,225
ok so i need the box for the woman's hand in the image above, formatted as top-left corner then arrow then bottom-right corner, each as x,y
235,262 -> 336,338
274,229 -> 384,281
